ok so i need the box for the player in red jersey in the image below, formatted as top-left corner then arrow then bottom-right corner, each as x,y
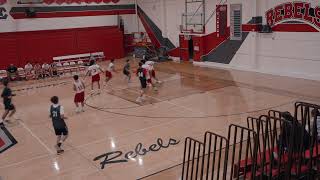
73,75 -> 85,113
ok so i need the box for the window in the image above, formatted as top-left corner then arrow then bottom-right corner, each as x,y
230,4 -> 242,40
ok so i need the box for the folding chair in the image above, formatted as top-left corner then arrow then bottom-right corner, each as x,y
0,70 -> 8,81
62,62 -> 71,75
69,61 -> 78,74
77,61 -> 86,72
17,68 -> 26,80
56,63 -> 64,75
25,70 -> 34,80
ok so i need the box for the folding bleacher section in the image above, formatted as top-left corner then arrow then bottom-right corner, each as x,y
53,52 -> 105,76
181,101 -> 320,180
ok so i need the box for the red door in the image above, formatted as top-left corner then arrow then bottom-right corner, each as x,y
179,34 -> 189,61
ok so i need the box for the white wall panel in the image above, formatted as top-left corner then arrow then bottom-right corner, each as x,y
230,32 -> 320,80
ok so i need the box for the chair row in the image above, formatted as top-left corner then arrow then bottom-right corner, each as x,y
0,62 -> 87,81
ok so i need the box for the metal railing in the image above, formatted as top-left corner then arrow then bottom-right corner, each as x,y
181,101 -> 320,180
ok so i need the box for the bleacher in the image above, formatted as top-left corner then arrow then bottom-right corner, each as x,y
0,52 -> 105,81
181,101 -> 320,180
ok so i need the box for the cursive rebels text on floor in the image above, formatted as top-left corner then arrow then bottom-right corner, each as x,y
93,138 -> 180,169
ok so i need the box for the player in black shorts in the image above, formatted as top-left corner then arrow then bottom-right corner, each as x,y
49,96 -> 68,154
136,62 -> 147,103
1,80 -> 16,126
123,59 -> 131,83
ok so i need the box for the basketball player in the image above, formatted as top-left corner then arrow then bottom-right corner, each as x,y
1,80 -> 16,125
73,75 -> 85,113
86,60 -> 104,92
146,61 -> 161,83
123,59 -> 131,83
141,61 -> 157,91
49,96 -> 68,155
105,59 -> 115,85
136,62 -> 147,103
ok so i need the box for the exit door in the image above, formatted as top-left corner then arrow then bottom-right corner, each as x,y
179,35 -> 190,61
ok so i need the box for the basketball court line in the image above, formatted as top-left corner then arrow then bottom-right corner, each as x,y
0,97 -> 297,170
0,153 -> 50,169
86,89 -> 297,119
19,121 -> 55,155
0,64 -> 311,175
161,67 -> 320,101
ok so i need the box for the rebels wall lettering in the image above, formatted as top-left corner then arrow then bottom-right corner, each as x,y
266,2 -> 320,29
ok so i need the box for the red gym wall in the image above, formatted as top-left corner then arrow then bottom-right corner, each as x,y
0,26 -> 124,69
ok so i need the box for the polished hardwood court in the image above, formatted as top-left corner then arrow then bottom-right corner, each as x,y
0,58 -> 319,180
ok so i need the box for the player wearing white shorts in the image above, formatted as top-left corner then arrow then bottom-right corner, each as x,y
105,59 -> 115,86
86,60 -> 104,92
145,61 -> 161,83
141,60 -> 157,91
73,75 -> 85,113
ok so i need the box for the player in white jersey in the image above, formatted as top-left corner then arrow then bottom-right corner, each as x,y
86,60 -> 104,92
141,60 -> 157,91
145,61 -> 161,83
105,59 -> 115,85
73,75 -> 85,113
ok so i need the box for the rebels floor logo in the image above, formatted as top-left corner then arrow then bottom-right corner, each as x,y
266,2 -> 320,29
0,7 -> 8,19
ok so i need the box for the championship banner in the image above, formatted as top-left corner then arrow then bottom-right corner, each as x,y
0,126 -> 17,154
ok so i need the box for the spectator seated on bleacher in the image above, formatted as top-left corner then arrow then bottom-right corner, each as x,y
6,64 -> 18,81
279,111 -> 311,153
24,62 -> 34,80
24,62 -> 33,73
51,62 -> 59,77
42,63 -> 51,78
34,62 -> 42,79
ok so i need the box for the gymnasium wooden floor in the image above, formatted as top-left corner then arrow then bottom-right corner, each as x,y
0,58 -> 320,180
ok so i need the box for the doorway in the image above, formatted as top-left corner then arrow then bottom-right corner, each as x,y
188,38 -> 194,60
